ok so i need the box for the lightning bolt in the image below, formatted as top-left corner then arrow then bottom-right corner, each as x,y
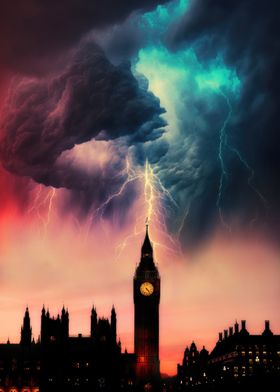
44,187 -> 56,234
111,158 -> 182,260
89,157 -> 140,222
216,88 -> 268,229
176,203 -> 191,243
27,185 -> 57,238
226,143 -> 269,209
216,89 -> 233,230
83,151 -> 180,257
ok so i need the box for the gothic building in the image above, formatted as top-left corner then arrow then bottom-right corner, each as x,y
134,225 -> 160,389
0,227 -> 160,392
177,320 -> 280,389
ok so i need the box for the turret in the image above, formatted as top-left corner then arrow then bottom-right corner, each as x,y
91,306 -> 97,338
111,306 -> 117,343
262,320 -> 273,337
183,346 -> 189,367
61,306 -> 69,338
40,307 -> 69,344
240,320 -> 249,336
137,224 -> 157,272
20,307 -> 32,346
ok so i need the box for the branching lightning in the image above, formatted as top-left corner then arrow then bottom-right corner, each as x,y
115,158 -> 182,259
87,154 -> 181,259
92,157 -> 140,221
27,185 -> 57,238
44,187 -> 56,233
216,89 -> 232,230
216,88 -> 268,229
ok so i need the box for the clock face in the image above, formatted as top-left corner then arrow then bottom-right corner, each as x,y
140,282 -> 154,296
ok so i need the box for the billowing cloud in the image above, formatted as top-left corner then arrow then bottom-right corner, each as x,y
1,0 -> 280,248
128,0 -> 280,247
0,0 -> 168,74
0,42 -> 166,215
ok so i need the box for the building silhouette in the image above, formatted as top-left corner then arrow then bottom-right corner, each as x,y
177,320 -> 280,390
134,224 -> 160,389
0,227 -> 160,392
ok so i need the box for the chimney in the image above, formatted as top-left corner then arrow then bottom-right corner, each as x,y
234,322 -> 239,334
262,320 -> 273,336
229,327 -> 233,336
224,330 -> 228,339
219,332 -> 223,341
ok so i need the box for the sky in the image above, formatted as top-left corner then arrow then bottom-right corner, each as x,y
0,0 -> 280,376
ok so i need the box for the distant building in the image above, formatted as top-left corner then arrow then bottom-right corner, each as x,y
0,305 -> 135,392
177,320 -> 280,389
177,342 -> 208,388
0,227 -> 160,392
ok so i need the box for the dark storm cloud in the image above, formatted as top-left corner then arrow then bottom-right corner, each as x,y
164,0 -> 280,246
0,0 -> 168,74
0,42 -> 166,214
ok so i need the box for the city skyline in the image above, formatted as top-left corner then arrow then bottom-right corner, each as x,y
0,0 -> 279,381
0,220 -> 279,376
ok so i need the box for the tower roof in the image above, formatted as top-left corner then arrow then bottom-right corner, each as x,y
141,224 -> 153,257
136,223 -> 158,272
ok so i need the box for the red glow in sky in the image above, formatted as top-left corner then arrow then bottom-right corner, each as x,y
0,175 -> 279,376
0,2 -> 279,377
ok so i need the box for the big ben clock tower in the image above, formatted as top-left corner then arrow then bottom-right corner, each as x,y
134,224 -> 160,388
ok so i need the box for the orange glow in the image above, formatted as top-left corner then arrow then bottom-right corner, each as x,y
0,174 -> 279,376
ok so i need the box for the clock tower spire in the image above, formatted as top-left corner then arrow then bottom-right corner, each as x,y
134,223 -> 160,389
